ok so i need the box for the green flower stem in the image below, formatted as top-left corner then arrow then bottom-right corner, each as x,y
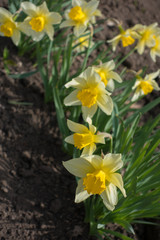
115,47 -> 136,69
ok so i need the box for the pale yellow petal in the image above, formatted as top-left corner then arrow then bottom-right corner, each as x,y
89,124 -> 96,134
109,71 -> 122,83
94,134 -> 105,144
150,80 -> 160,90
145,70 -> 160,81
102,60 -> 115,71
60,19 -> 75,28
107,173 -> 126,197
97,94 -> 113,115
72,0 -> 83,7
64,90 -> 81,106
74,24 -> 87,37
82,104 -> 97,122
47,12 -> 62,25
65,135 -> 74,144
38,1 -> 49,14
136,40 -> 145,55
81,143 -> 96,156
100,183 -> 118,211
65,77 -> 86,89
75,179 -> 91,203
107,79 -> 115,92
84,0 -> 99,16
67,119 -> 89,133
0,7 -> 12,21
21,2 -> 37,17
63,157 -> 94,178
11,29 -> 21,46
103,153 -> 123,173
131,91 -> 142,102
44,24 -> 54,40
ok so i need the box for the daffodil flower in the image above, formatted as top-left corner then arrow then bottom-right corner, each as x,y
133,23 -> 158,55
131,70 -> 160,101
65,119 -> 110,155
73,31 -> 94,52
150,35 -> 160,62
108,25 -> 139,51
93,60 -> 122,92
60,0 -> 99,36
64,67 -> 113,122
0,8 -> 21,45
63,154 -> 126,211
19,1 -> 62,41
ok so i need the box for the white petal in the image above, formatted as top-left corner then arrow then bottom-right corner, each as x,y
63,157 -> 94,178
21,2 -> 37,16
67,119 -> 89,133
103,153 -> 123,173
107,173 -> 126,197
64,90 -> 81,106
75,179 -> 91,203
97,94 -> 113,115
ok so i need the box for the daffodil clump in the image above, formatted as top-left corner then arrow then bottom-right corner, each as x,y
108,25 -> 139,51
19,1 -> 62,41
0,7 -> 21,45
65,119 -> 111,155
132,70 -> 160,101
73,31 -> 94,52
0,1 -> 62,43
63,154 -> 126,211
93,60 -> 122,91
60,0 -> 100,36
108,22 -> 160,62
64,67 -> 113,122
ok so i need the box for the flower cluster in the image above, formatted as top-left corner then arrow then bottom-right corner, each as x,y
108,22 -> 160,62
63,57 -> 126,209
0,0 -> 101,46
0,2 -> 62,44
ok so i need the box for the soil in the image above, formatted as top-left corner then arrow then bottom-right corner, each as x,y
0,0 -> 160,240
